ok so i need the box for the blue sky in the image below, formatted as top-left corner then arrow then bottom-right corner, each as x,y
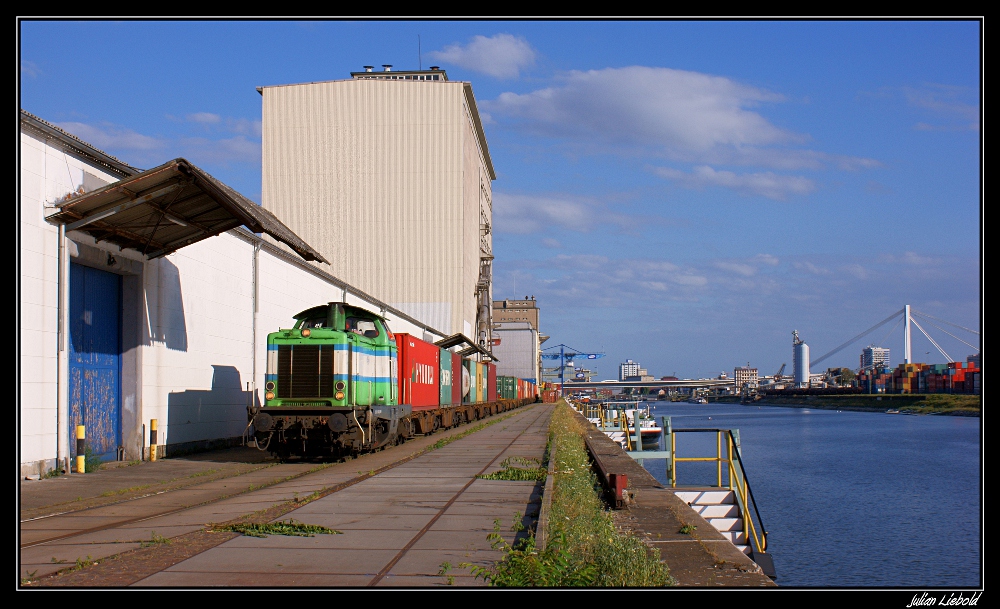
19,19 -> 981,380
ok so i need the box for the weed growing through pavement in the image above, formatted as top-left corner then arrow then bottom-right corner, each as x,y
477,456 -> 547,481
140,531 -> 172,547
213,519 -> 341,538
83,446 -> 103,473
679,524 -> 697,534
438,562 -> 456,585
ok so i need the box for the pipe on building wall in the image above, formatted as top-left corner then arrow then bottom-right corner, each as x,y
57,223 -> 70,473
251,241 -> 260,404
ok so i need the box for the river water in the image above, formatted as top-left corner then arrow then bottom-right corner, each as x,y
631,401 -> 981,589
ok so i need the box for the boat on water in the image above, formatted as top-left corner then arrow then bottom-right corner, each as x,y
573,399 -> 662,449
886,409 -> 901,414
625,408 -> 663,449
688,396 -> 708,404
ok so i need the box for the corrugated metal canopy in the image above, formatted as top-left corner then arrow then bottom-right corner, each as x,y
45,158 -> 328,263
435,333 -> 497,362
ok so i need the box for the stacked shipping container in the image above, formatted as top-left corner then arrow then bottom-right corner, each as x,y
859,360 -> 981,395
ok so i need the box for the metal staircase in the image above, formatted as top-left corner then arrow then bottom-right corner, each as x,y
673,489 -> 748,554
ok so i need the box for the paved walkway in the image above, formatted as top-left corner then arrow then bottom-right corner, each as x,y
21,404 -> 550,587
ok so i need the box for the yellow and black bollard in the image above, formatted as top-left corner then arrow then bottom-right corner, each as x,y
150,419 -> 158,462
75,425 -> 86,473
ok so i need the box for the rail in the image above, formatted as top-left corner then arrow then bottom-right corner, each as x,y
670,427 -> 769,557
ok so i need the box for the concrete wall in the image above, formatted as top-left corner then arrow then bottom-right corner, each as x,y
19,119 -> 451,477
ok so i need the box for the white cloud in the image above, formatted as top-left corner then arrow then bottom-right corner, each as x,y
179,136 -> 261,165
753,254 -> 780,266
187,112 -> 221,124
428,34 -> 536,79
654,165 -> 816,201
714,261 -> 757,277
902,84 -> 979,125
485,66 -> 797,153
794,261 -> 830,275
493,192 -> 633,234
21,60 -> 41,78
55,121 -> 163,151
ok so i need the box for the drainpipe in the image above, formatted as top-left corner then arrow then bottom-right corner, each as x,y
57,224 -> 70,473
251,240 -> 261,406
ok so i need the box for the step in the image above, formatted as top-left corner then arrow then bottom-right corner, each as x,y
718,530 -> 747,544
673,490 -> 735,505
692,503 -> 740,518
735,544 -> 751,555
706,517 -> 742,532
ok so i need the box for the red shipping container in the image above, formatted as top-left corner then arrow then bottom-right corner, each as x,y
486,362 -> 497,402
396,334 -> 441,411
451,352 -> 462,406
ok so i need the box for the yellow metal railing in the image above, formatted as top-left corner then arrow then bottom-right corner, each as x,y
670,428 -> 768,555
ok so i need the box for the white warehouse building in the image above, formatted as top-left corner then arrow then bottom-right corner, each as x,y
19,110 -> 460,478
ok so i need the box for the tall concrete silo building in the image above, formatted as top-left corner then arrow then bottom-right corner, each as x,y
258,66 -> 495,348
793,330 -> 810,387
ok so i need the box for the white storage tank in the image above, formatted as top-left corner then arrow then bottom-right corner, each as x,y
793,330 -> 810,387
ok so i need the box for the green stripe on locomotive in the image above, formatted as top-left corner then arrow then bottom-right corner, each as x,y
264,303 -> 398,408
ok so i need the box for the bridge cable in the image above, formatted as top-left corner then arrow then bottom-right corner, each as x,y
812,308 -> 904,368
876,316 -> 903,350
910,313 -> 980,351
908,317 -> 953,362
911,310 -> 980,336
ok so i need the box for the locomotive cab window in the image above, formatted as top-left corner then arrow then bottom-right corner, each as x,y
346,317 -> 380,339
299,317 -> 328,329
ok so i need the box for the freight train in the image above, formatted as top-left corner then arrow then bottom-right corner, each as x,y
248,302 -> 538,459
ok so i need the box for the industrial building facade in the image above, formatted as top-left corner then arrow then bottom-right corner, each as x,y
19,110 -> 455,477
491,321 -> 541,385
259,67 -> 496,350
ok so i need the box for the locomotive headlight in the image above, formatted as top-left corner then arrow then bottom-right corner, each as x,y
265,391 -> 275,400
335,391 -> 345,400
301,328 -> 311,337
335,381 -> 346,391
265,381 -> 275,391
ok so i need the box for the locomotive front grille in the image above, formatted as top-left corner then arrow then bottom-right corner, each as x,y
276,344 -> 335,398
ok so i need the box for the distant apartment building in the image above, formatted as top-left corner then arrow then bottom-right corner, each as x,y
734,365 -> 759,391
860,345 -> 891,371
619,360 -> 641,381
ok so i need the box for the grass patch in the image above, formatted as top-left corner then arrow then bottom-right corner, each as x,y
83,446 -> 103,473
140,531 -> 171,548
463,400 -> 675,587
101,484 -> 153,497
213,518 -> 341,538
478,456 -> 547,482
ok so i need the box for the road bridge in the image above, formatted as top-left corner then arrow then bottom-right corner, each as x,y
561,379 -> 734,391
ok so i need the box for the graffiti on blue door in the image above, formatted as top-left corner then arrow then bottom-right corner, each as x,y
69,263 -> 122,461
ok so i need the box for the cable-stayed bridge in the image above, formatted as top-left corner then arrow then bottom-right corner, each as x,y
810,304 -> 980,369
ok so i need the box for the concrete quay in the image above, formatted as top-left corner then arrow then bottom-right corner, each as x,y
20,402 -> 775,588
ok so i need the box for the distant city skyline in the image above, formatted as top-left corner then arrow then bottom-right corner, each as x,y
19,19 -> 981,377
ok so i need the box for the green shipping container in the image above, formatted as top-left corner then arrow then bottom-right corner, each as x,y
440,347 -> 453,405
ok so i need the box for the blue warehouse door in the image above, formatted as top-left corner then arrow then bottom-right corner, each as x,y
69,263 -> 122,462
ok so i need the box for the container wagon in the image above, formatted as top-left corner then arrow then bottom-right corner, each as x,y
249,302 -> 530,459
